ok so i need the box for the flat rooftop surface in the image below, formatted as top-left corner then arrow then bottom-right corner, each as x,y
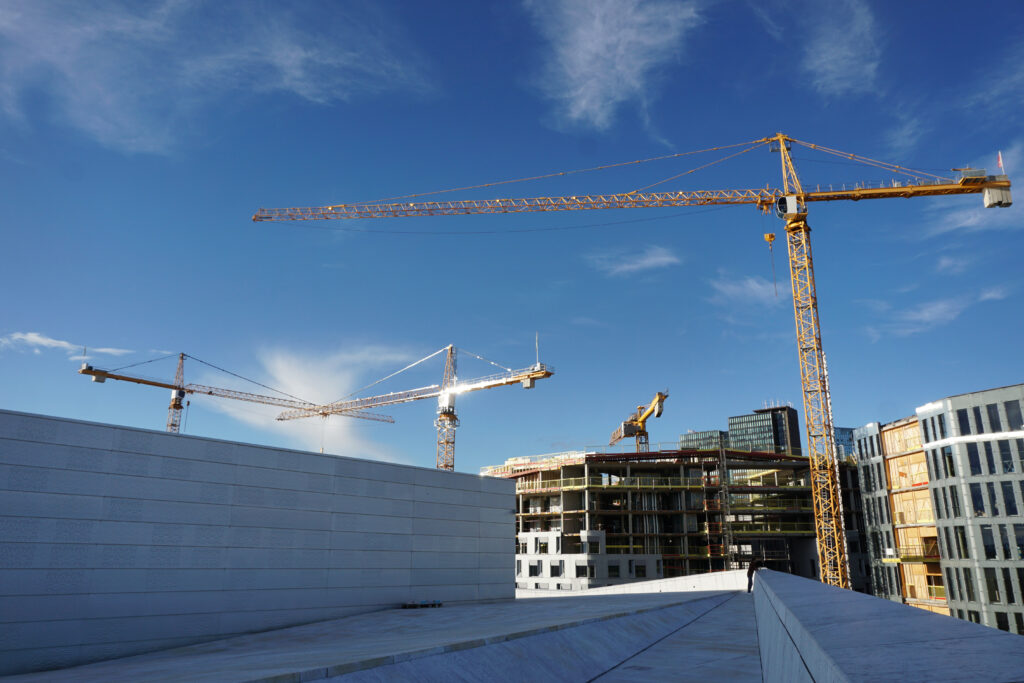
6,590 -> 755,682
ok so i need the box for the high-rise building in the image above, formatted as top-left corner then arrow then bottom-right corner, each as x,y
727,406 -> 802,456
856,382 -> 1024,634
834,426 -> 855,460
678,429 -> 729,451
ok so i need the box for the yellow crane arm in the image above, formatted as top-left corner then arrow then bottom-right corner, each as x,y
78,364 -> 395,424
252,177 -> 1009,222
275,363 -> 553,421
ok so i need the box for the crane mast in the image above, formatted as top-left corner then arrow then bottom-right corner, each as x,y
253,133 -> 1011,588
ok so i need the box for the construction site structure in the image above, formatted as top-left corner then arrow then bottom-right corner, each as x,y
609,392 -> 668,452
253,133 -> 1012,588
275,345 -> 553,471
79,353 -> 394,434
483,444 -> 869,591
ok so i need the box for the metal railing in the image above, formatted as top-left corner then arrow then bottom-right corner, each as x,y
730,521 -> 816,535
896,543 -> 941,562
728,498 -> 812,512
515,476 -> 710,493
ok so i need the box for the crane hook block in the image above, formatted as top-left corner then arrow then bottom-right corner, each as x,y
763,233 -> 775,246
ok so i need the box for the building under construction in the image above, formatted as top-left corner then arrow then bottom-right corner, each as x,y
483,445 -> 867,591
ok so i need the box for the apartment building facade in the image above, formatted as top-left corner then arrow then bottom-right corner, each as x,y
856,383 -> 1024,634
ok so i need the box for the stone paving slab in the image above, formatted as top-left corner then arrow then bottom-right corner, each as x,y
595,592 -> 761,682
6,591 -> 736,683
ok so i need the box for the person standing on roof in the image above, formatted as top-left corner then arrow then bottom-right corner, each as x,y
747,559 -> 764,593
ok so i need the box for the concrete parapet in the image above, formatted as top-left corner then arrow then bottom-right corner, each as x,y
516,569 -> 747,598
754,569 -> 1024,682
0,409 -> 515,676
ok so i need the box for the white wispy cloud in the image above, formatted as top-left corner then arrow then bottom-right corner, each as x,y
0,1 -> 427,153
884,113 -> 928,158
964,39 -> 1024,115
800,0 -> 881,97
935,255 -> 971,274
201,345 -> 418,463
586,245 -> 681,276
979,286 -> 1009,302
0,331 -> 132,359
709,271 -> 785,306
524,0 -> 700,130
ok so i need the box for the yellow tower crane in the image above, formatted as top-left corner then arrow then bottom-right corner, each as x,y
274,345 -> 553,471
252,133 -> 1012,589
80,353 -> 394,433
609,391 -> 668,452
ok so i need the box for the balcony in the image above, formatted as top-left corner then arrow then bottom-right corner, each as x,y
895,542 -> 941,563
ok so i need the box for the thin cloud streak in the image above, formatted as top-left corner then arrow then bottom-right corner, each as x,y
800,0 -> 880,97
202,345 -> 417,463
524,0 -> 700,130
586,245 -> 681,276
0,1 -> 428,153
0,331 -> 133,358
709,271 -> 786,307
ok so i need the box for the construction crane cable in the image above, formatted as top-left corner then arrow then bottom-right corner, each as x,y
789,138 -> 952,182
627,141 -> 768,193
185,355 -> 311,403
458,348 -> 513,373
109,353 -> 179,374
331,346 -> 448,404
349,139 -> 767,205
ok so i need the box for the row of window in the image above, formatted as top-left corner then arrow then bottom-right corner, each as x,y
939,523 -> 1024,561
516,558 -> 657,580
519,538 -> 603,555
944,565 -> 1024,610
964,480 -> 1024,518
948,400 -> 1024,440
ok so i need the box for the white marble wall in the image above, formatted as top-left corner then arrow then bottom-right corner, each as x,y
0,409 -> 514,675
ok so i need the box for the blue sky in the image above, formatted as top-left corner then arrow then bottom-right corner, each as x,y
1,0 -> 1021,473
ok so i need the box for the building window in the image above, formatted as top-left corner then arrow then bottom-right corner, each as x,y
1005,400 -> 1024,431
981,525 -> 997,559
1017,613 -> 1024,635
588,542 -> 600,554
955,526 -> 970,559
1015,525 -> 1024,561
551,561 -> 563,577
1003,568 -> 1016,604
538,541 -> 548,554
945,527 -> 956,559
964,568 -> 977,602
971,483 -> 986,516
942,488 -> 951,518
984,443 -> 997,475
998,441 -> 1014,473
945,568 -> 957,601
922,420 -> 931,443
1018,439 -> 1024,470
956,569 -> 965,602
996,612 -> 1010,631
930,450 -> 941,480
986,567 -> 1002,602
1003,482 -> 1019,517
987,404 -> 1003,432
635,563 -> 647,578
967,444 -> 982,475
967,610 -> 980,623
608,563 -> 620,578
529,562 -> 541,577
973,406 -> 985,434
942,446 -> 955,477
1000,525 -> 1012,559
516,560 -> 522,576
933,490 -> 943,520
987,482 -> 1000,516
950,486 -> 962,517
957,409 -> 971,436
938,414 -> 947,439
